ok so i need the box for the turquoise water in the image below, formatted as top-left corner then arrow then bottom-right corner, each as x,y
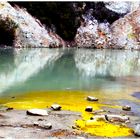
0,48 -> 140,96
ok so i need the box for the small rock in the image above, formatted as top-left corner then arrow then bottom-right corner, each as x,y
42,123 -> 52,129
6,107 -> 14,111
11,96 -> 15,99
26,109 -> 48,116
51,104 -> 61,111
38,118 -> 44,121
33,121 -> 39,126
85,106 -> 93,112
134,124 -> 140,136
122,105 -> 131,111
86,96 -> 98,101
72,125 -> 77,129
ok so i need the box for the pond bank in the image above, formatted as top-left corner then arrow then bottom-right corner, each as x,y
0,106 -> 139,139
0,89 -> 140,138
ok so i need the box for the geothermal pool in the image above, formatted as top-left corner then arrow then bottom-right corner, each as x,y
0,48 -> 140,106
0,47 -> 140,137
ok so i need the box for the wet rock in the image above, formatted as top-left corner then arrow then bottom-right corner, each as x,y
105,114 -> 129,123
26,109 -> 48,116
86,96 -> 98,101
51,104 -> 61,111
85,106 -> 93,112
134,124 -> 140,136
90,114 -> 129,123
122,105 -> 131,111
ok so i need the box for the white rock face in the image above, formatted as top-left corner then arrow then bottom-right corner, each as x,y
0,2 -> 65,48
75,16 -> 112,48
111,8 -> 140,49
27,109 -> 48,116
105,2 -> 131,14
105,2 -> 140,14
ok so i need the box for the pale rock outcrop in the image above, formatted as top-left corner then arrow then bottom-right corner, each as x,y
105,1 -> 140,14
0,2 -> 65,48
75,16 -> 112,48
75,4 -> 140,50
111,8 -> 140,49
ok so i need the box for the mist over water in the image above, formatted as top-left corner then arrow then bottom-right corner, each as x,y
0,48 -> 140,96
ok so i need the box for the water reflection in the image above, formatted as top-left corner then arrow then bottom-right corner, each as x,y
74,49 -> 140,77
0,48 -> 63,94
0,48 -> 140,95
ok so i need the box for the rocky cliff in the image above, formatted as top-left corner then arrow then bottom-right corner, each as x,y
75,2 -> 140,49
0,2 -> 65,48
111,8 -> 140,49
0,2 -> 139,49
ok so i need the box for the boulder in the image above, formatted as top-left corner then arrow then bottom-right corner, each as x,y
51,104 -> 61,111
26,109 -> 48,116
86,96 -> 98,101
134,124 -> 140,136
90,114 -> 129,123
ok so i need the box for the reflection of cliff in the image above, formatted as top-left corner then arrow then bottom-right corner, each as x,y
74,49 -> 140,77
0,48 -> 63,93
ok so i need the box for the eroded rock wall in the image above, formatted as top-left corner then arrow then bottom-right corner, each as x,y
111,8 -> 140,49
0,2 -> 65,48
75,3 -> 140,49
